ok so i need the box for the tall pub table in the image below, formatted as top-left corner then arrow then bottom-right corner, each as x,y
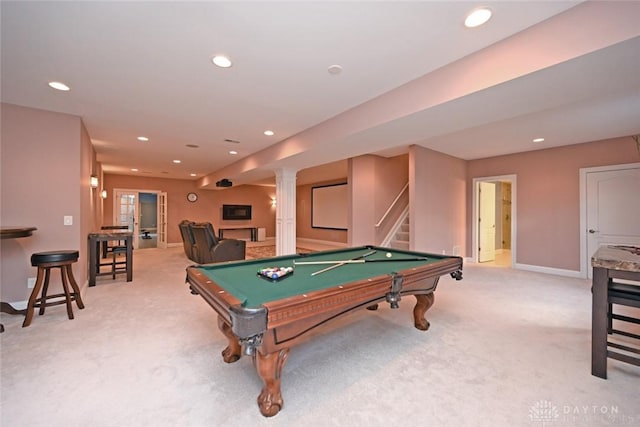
1,226 -> 37,332
88,230 -> 133,286
591,245 -> 640,378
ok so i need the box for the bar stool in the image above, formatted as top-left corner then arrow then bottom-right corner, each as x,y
110,245 -> 128,279
606,281 -> 640,367
23,250 -> 85,327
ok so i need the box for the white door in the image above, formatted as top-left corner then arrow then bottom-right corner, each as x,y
478,182 -> 496,262
114,190 -> 139,249
157,192 -> 168,249
586,165 -> 640,277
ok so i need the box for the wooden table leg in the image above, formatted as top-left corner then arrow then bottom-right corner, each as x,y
89,238 -> 98,286
592,267 -> 608,379
413,293 -> 435,331
126,236 -> 133,282
217,316 -> 241,363
254,348 -> 290,417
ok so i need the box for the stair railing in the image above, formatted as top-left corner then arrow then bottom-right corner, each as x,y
375,182 -> 408,227
380,206 -> 409,247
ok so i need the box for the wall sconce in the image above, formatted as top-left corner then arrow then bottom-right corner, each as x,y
90,175 -> 99,189
101,190 -> 108,199
271,197 -> 277,207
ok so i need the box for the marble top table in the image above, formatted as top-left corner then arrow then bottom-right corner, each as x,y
592,245 -> 640,272
88,230 -> 133,286
591,245 -> 640,378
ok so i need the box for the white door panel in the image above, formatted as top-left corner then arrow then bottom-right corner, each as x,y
479,182 -> 496,263
586,166 -> 640,278
158,192 -> 168,249
114,190 -> 139,249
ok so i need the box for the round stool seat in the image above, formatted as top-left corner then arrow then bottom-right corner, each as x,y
23,249 -> 84,327
31,250 -> 79,266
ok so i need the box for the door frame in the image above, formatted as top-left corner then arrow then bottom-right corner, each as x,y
579,162 -> 640,278
472,174 -> 517,265
113,187 -> 166,250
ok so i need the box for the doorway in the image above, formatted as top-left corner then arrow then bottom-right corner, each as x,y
472,175 -> 517,266
138,192 -> 158,249
113,189 -> 168,250
580,163 -> 640,278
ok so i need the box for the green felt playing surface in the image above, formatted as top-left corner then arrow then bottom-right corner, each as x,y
196,246 -> 446,307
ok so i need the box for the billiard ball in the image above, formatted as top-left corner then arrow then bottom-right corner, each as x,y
386,252 -> 392,258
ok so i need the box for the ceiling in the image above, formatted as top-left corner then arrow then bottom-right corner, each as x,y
2,1 -> 640,188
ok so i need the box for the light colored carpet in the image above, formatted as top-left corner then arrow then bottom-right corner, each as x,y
1,246 -> 638,426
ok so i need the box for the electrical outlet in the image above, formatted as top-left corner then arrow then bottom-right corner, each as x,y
27,277 -> 36,288
64,215 -> 73,225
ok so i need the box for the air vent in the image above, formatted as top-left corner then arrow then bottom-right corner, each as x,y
224,139 -> 240,144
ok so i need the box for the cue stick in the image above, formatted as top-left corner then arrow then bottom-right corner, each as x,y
294,257 -> 428,265
310,250 -> 377,276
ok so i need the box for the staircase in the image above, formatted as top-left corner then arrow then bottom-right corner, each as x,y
390,215 -> 410,250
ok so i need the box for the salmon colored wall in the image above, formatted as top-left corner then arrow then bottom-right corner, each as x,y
373,154 -> 409,243
349,156 -> 376,245
1,103 -> 95,304
467,136 -> 639,271
349,155 -> 409,246
347,154 -> 409,246
410,146 -> 467,255
103,174 -> 276,244
81,120 -> 103,266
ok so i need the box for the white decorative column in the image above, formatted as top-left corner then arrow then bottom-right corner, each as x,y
275,167 -> 297,256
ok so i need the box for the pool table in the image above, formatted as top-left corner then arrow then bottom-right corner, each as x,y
185,245 -> 462,417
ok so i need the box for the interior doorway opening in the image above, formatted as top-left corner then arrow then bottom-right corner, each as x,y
112,188 -> 167,250
579,162 -> 640,278
472,175 -> 516,267
138,192 -> 158,249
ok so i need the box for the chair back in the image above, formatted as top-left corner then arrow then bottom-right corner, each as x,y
101,225 -> 129,250
189,223 -> 216,264
178,220 -> 196,261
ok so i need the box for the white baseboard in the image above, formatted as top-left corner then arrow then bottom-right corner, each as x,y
514,263 -> 584,278
5,300 -> 27,310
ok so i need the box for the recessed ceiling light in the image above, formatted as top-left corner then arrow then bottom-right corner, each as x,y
190,173 -> 197,177
131,168 -> 139,172
533,137 -> 545,143
264,130 -> 274,136
172,160 -> 181,164
328,65 -> 343,75
229,150 -> 238,155
465,8 -> 492,28
48,81 -> 70,91
212,55 -> 232,68
137,136 -> 149,142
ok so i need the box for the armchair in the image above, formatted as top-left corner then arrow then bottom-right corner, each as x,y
178,220 -> 196,261
188,222 -> 246,264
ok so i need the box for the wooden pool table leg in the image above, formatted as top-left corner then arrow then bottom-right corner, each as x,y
413,293 -> 435,331
217,316 -> 241,363
253,348 -> 290,417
